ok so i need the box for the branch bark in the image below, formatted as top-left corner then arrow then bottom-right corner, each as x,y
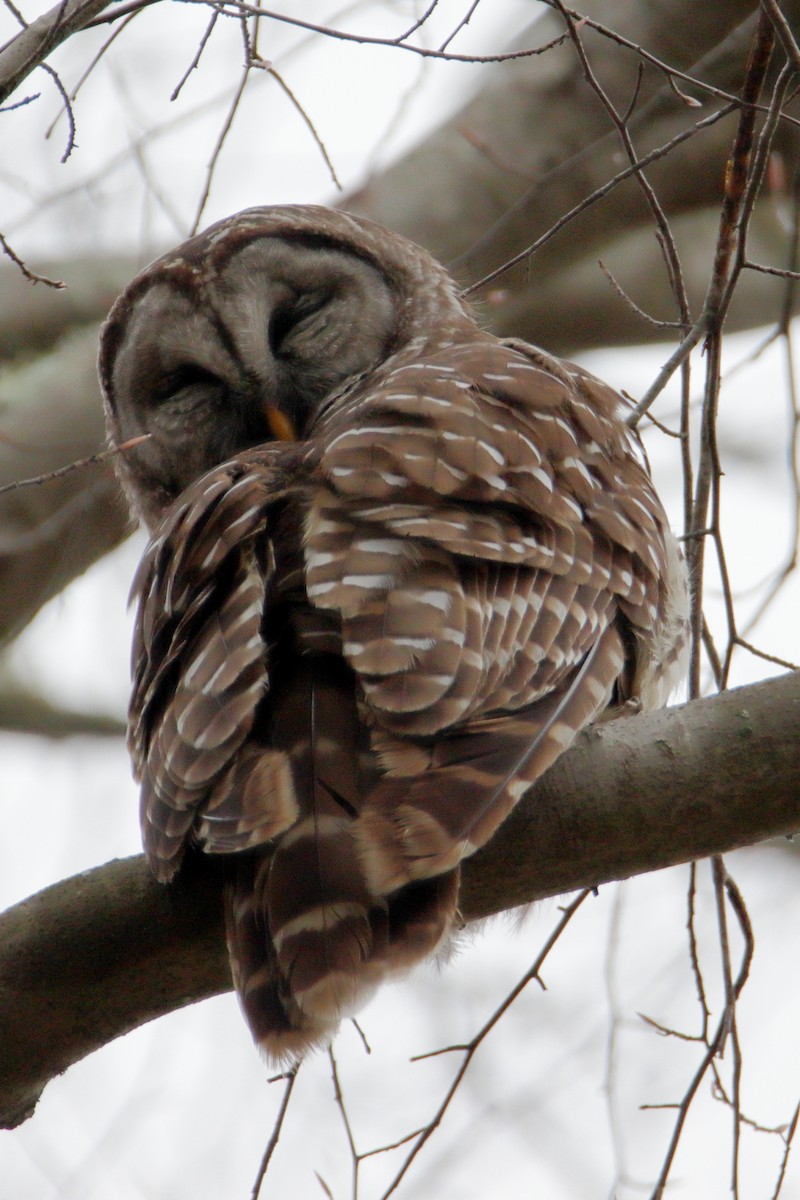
0,257 -> 138,365
1,671 -> 798,1129
0,325 -> 131,645
0,0 -> 113,106
0,671 -> 125,735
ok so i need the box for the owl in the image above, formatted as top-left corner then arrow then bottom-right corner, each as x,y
100,205 -> 688,1061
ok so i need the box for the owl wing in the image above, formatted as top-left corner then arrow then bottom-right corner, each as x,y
129,453 -> 301,882
129,339 -> 685,1059
307,339 -> 685,894
129,448 -> 426,1054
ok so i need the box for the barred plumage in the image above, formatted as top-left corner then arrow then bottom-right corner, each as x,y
100,204 -> 688,1061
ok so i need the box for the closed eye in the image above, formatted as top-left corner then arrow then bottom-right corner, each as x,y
269,296 -> 329,356
152,364 -> 222,404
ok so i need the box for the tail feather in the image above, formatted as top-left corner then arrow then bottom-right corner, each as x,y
224,853 -> 331,1062
225,849 -> 459,1061
223,652 -> 458,1060
224,624 -> 625,1058
383,870 -> 461,971
266,812 -> 387,1022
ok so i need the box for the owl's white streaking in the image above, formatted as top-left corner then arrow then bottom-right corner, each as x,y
100,204 -> 688,1061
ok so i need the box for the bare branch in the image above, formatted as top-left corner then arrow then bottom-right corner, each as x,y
378,890 -> 590,1198
253,59 -> 342,191
0,672 -> 125,736
0,433 -> 150,499
462,103 -> 738,297
180,1 -> 570,66
37,60 -> 76,161
1,671 -> 798,1130
772,1100 -> 800,1199
0,0 -> 114,105
0,232 -> 65,288
251,1067 -> 300,1200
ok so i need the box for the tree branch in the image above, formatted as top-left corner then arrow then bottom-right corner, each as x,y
0,0 -> 114,106
0,257 -> 138,365
0,672 -> 125,736
1,671 -> 798,1129
0,325 -> 131,645
347,0 -> 800,343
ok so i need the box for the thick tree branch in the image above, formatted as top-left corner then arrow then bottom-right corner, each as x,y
348,0 -> 800,341
0,325 -> 131,645
0,672 -> 125,735
1,671 -> 798,1130
0,257 -> 138,365
0,0 -> 113,106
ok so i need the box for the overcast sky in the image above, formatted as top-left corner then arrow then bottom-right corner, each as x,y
3,4 -> 800,1198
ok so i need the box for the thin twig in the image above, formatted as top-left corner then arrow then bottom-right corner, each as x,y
38,61 -> 76,160
638,1013 -> 704,1044
597,259 -> 682,330
44,6 -> 138,140
251,1067 -> 300,1200
686,10 -> 777,698
170,10 -> 218,101
731,637 -> 799,673
182,1 -> 572,65
253,59 -> 341,190
329,1049 -> 359,1200
464,104 -> 736,298
771,1100 -> 800,1200
438,0 -> 481,53
378,891 -> 590,1200
191,63 -> 250,234
350,1019 -> 371,1055
743,259 -> 800,281
687,863 -> 710,1042
0,435 -> 151,499
626,318 -> 708,425
538,1 -> 790,112
393,1 -> 440,46
760,0 -> 800,75
712,856 -> 740,1195
645,972 -> 728,1194
552,1 -> 691,339
0,231 -> 65,286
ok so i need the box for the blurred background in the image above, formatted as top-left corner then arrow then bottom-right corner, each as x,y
2,2 -> 800,1196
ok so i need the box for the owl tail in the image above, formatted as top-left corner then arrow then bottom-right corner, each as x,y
223,657 -> 458,1063
224,854 -> 458,1062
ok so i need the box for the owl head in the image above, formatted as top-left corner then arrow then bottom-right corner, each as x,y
99,205 -> 475,529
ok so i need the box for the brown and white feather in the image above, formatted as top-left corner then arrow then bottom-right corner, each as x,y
102,204 -> 688,1063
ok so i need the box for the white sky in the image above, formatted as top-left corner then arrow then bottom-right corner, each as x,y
2,3 -> 800,1198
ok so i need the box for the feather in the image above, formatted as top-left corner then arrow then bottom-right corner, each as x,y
112,206 -> 689,1062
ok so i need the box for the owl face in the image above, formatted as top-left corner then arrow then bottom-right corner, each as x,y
101,206 -> 473,528
102,234 -> 401,526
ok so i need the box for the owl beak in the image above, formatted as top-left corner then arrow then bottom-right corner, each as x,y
264,405 -> 297,441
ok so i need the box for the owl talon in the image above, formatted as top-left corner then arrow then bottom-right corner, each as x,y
597,696 -> 644,723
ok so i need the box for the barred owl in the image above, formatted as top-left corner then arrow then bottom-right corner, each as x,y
100,205 -> 688,1061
